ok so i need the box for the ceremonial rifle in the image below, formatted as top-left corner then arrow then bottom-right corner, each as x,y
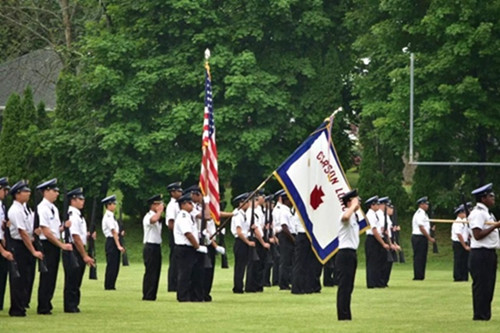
118,207 -> 129,266
392,206 -> 405,263
32,191 -> 48,273
383,205 -> 394,263
62,190 -> 80,269
2,201 -> 20,278
88,198 -> 97,279
249,196 -> 259,261
200,200 -> 212,268
263,198 -> 274,265
428,203 -> 438,253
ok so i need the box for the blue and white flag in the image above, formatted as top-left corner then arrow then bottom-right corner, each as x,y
273,113 -> 367,264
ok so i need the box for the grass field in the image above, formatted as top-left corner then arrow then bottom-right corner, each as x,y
2,243 -> 500,332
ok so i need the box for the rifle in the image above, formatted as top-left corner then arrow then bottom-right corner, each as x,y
88,198 -> 97,279
392,206 -> 405,263
263,198 -> 274,265
32,191 -> 48,273
118,207 -> 129,266
2,202 -> 20,278
428,203 -> 438,253
249,196 -> 259,261
383,205 -> 394,263
62,190 -> 80,269
200,200 -> 212,269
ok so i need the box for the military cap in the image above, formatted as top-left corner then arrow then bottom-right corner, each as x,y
101,194 -> 117,205
177,192 -> 193,204
378,196 -> 390,204
365,196 -> 379,206
232,192 -> 249,204
67,187 -> 85,199
167,181 -> 183,192
0,177 -> 10,190
183,185 -> 201,195
274,189 -> 285,197
471,183 -> 494,198
147,194 -> 163,205
340,189 -> 358,205
454,204 -> 465,215
10,180 -> 31,196
257,188 -> 266,196
36,178 -> 59,192
416,196 -> 429,205
265,194 -> 274,202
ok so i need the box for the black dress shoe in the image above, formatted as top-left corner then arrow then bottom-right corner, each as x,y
64,308 -> 80,313
37,311 -> 52,315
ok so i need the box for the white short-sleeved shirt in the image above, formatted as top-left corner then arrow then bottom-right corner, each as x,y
451,217 -> 469,242
0,201 -> 5,240
38,198 -> 62,240
174,209 -> 197,246
338,212 -> 360,250
412,208 -> 430,235
231,209 -> 249,238
293,213 -> 304,233
166,198 -> 179,226
8,201 -> 33,240
102,210 -> 119,238
279,205 -> 293,232
143,210 -> 162,244
246,206 -> 263,237
68,205 -> 87,246
469,203 -> 499,249
365,209 -> 379,235
272,202 -> 283,234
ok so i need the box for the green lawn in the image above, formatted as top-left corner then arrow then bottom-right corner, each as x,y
2,245 -> 500,332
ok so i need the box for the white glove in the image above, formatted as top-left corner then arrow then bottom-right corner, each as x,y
215,246 -> 225,255
203,196 -> 210,204
196,245 -> 208,254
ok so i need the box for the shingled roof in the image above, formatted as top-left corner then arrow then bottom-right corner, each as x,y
0,49 -> 63,110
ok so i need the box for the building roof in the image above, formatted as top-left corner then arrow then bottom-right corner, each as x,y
0,49 -> 62,111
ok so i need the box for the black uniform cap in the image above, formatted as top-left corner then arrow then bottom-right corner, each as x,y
0,177 -> 10,190
340,189 -> 358,205
378,196 -> 390,204
183,185 -> 201,195
454,204 -> 465,215
177,192 -> 193,205
167,181 -> 182,192
274,189 -> 285,197
101,194 -> 117,205
147,194 -> 163,205
36,178 -> 59,192
416,196 -> 429,205
67,187 -> 85,199
232,192 -> 249,204
9,180 -> 31,196
365,196 -> 379,206
471,183 -> 494,199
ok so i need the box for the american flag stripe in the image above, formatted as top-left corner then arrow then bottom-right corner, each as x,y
200,60 -> 220,225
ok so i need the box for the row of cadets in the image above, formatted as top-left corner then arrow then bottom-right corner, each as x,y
244,190 -> 270,293
411,196 -> 434,281
173,191 -> 207,302
231,192 -> 252,294
142,194 -> 164,301
451,203 -> 470,282
7,180 -> 42,316
364,196 -> 389,288
468,183 -> 500,321
274,190 -> 295,290
0,178 -> 14,312
186,184 -> 225,301
101,194 -> 125,290
166,181 -> 182,292
36,179 -> 71,314
64,187 -> 95,313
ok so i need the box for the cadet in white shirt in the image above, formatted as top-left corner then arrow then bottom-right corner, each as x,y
142,194 -> 164,301
411,196 -> 434,280
364,196 -> 388,288
336,189 -> 360,321
101,195 -> 125,290
0,177 -> 13,312
277,192 -> 295,290
231,192 -> 253,294
451,204 -> 470,282
468,183 -> 500,321
36,179 -> 72,315
166,181 -> 182,292
174,192 -> 207,302
64,188 -> 95,313
7,180 -> 43,317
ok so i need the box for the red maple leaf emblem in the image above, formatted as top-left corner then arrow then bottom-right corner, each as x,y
310,185 -> 324,210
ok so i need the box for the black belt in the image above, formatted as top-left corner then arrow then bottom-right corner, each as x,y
145,242 -> 161,247
471,248 -> 496,252
175,244 -> 192,248
339,248 -> 356,252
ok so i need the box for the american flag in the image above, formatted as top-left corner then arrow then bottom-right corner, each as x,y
199,49 -> 220,225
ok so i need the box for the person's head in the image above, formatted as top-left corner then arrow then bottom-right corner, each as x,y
184,185 -> 202,203
454,205 -> 466,219
281,192 -> 292,208
416,196 -> 430,211
177,192 -> 194,212
365,196 -> 379,211
472,183 -> 495,208
378,196 -> 390,210
256,189 -> 266,205
10,180 -> 31,203
167,181 -> 183,200
0,177 -> 10,201
147,194 -> 163,212
341,189 -> 358,208
233,193 -> 249,211
102,194 -> 117,212
36,178 -> 59,203
274,189 -> 284,204
68,187 -> 85,210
